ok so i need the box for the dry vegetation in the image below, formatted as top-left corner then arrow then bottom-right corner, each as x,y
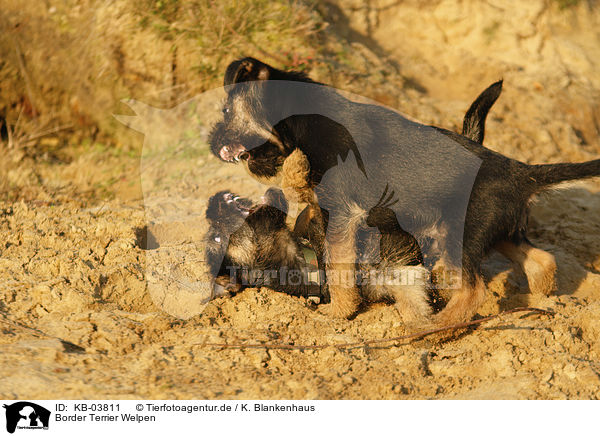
0,0 -> 334,150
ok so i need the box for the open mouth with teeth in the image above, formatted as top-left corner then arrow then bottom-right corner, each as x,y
219,144 -> 250,163
223,192 -> 254,216
223,190 -> 280,218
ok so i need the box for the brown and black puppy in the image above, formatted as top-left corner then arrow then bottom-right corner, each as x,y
291,79 -> 505,289
205,188 -> 323,300
205,187 -> 432,326
209,58 -> 600,327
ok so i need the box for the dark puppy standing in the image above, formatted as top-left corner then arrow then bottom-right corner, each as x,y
209,59 -> 482,325
209,57 -> 600,327
205,81 -> 500,322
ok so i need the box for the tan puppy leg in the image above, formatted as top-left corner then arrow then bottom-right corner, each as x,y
392,284 -> 432,327
496,241 -> 557,295
325,232 -> 362,318
293,204 -> 315,239
282,148 -> 361,318
375,266 -> 432,327
434,275 -> 487,327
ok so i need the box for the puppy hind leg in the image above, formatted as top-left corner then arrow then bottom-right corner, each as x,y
433,274 -> 487,327
496,241 -> 557,295
393,285 -> 432,328
385,266 -> 432,327
524,247 -> 557,295
362,264 -> 432,329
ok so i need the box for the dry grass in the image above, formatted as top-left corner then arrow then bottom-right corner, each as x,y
1,106 -> 72,151
0,0 -> 326,152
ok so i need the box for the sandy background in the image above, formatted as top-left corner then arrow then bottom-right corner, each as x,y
1,0 -> 600,399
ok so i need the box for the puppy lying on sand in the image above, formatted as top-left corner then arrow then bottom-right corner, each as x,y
205,186 -> 431,325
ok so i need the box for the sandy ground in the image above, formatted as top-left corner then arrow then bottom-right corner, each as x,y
1,0 -> 600,399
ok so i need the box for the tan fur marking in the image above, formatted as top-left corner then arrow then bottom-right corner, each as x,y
292,205 -> 316,238
380,266 -> 432,328
281,149 -> 314,204
496,241 -> 557,295
393,284 -> 433,328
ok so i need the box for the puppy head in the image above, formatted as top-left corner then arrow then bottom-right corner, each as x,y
208,121 -> 249,163
205,188 -> 288,237
204,188 -> 289,275
209,58 -> 314,174
205,190 -> 253,275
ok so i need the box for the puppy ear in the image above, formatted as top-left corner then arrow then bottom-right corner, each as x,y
224,57 -> 270,86
264,187 -> 289,215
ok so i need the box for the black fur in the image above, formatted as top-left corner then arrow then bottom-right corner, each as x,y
204,82 -> 504,314
462,80 -> 503,144
224,58 -> 314,86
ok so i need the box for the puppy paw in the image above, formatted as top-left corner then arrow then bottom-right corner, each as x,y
524,256 -> 557,295
317,303 -> 354,319
317,286 -> 361,319
212,277 -> 242,299
398,311 -> 434,332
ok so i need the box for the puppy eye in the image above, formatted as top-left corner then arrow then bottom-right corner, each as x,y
222,107 -> 230,115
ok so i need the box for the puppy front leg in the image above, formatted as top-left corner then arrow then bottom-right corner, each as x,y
324,225 -> 362,319
281,148 -> 314,204
281,148 -> 360,317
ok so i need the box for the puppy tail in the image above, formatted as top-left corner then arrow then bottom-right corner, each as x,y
462,80 -> 503,144
528,159 -> 600,189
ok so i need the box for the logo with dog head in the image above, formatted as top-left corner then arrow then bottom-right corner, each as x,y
2,402 -> 50,434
